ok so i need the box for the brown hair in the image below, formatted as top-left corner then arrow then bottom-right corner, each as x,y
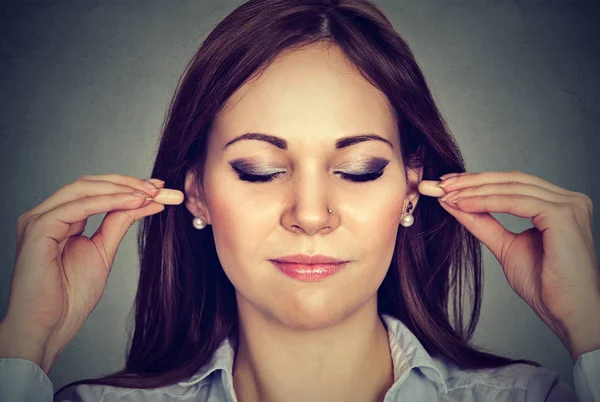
56,0 -> 540,396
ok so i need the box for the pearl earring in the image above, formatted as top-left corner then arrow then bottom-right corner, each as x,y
400,202 -> 414,227
192,216 -> 207,230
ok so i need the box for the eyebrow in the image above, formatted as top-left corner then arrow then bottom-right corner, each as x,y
222,132 -> 393,151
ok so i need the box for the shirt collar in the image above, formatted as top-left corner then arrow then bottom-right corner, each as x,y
380,313 -> 448,394
177,336 -> 235,387
178,313 -> 448,393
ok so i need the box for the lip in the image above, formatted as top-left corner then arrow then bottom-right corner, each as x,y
270,254 -> 348,265
270,261 -> 349,282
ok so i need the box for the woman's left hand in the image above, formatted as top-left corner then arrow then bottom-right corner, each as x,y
427,170 -> 600,361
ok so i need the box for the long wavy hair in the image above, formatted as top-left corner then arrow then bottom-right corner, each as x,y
56,0 -> 541,396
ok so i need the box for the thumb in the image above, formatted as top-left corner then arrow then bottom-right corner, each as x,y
91,201 -> 165,267
438,199 -> 514,264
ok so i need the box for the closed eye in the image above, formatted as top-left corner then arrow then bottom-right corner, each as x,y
233,168 -> 386,183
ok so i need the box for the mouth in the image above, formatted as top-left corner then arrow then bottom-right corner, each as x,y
269,255 -> 350,282
269,254 -> 348,265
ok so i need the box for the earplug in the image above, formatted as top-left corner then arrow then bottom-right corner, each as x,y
418,180 -> 447,198
152,188 -> 185,205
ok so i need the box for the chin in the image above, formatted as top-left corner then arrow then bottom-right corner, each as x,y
274,299 -> 355,331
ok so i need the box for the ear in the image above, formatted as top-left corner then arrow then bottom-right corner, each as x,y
405,164 -> 424,211
183,169 -> 211,223
404,147 -> 424,211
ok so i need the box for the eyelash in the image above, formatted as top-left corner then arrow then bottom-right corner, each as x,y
234,168 -> 385,183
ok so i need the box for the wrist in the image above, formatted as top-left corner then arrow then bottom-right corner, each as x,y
0,317 -> 49,372
558,294 -> 600,363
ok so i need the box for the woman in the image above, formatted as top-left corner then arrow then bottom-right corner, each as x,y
0,0 -> 598,401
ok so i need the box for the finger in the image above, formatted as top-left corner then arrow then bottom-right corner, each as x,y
90,201 -> 165,267
452,194 -> 595,255
26,177 -> 163,217
439,171 -> 578,198
438,198 -> 516,264
83,176 -> 165,193
28,192 -> 152,243
439,172 -> 467,180
50,180 -> 167,250
56,219 -> 88,256
450,194 -> 560,226
18,178 -> 158,247
439,172 -> 594,240
442,182 -> 572,205
144,178 -> 166,189
58,192 -> 167,258
79,173 -> 165,194
48,184 -> 165,252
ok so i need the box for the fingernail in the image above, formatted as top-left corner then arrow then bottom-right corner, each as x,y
439,173 -> 460,180
438,176 -> 458,188
146,178 -> 165,186
440,190 -> 459,202
132,190 -> 153,200
142,180 -> 160,194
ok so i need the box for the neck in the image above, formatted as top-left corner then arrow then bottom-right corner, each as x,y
232,297 -> 395,402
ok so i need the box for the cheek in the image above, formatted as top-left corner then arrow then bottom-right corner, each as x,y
355,186 -> 404,260
353,182 -> 404,228
208,196 -> 247,263
204,175 -> 270,277
381,194 -> 405,236
204,175 -> 243,267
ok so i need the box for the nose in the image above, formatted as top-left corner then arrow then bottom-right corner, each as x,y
280,170 -> 339,235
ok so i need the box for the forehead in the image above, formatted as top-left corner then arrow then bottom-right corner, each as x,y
212,44 -> 399,150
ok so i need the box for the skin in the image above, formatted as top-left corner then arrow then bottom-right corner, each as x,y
183,42 -> 426,402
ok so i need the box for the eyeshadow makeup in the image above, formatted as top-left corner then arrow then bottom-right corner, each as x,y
229,157 -> 390,183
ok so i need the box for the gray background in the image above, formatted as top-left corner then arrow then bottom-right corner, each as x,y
1,0 -> 599,392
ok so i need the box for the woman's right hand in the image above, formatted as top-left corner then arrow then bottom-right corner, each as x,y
0,174 -> 175,373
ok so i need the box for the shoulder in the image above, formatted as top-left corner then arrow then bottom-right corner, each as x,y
435,357 -> 567,400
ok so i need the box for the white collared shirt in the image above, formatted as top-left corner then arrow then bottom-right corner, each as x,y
1,313 -> 598,401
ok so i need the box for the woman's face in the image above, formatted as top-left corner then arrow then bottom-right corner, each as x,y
185,44 -> 420,329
